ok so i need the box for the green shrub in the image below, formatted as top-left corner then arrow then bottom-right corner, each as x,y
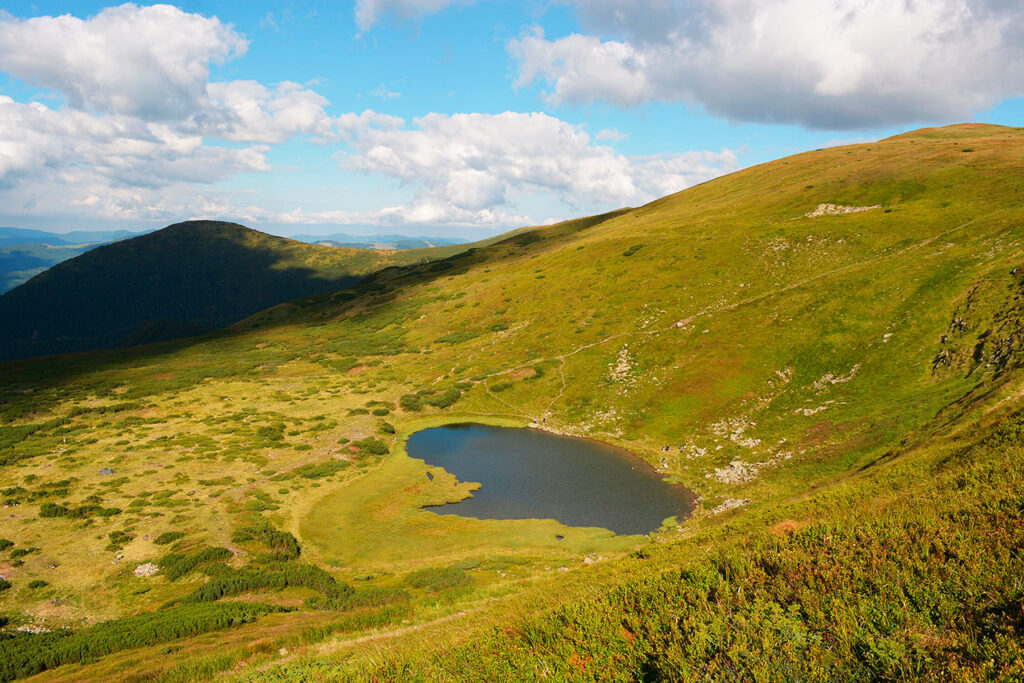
231,523 -> 300,558
106,531 -> 134,552
153,531 -> 185,545
0,539 -> 13,552
0,579 -> 10,592
27,580 -> 48,589
292,460 -> 348,480
353,438 -> 389,456
254,552 -> 294,564
371,407 -> 390,416
379,422 -> 396,434
39,502 -> 120,519
399,394 -> 423,412
304,585 -> 411,611
490,382 -> 513,393
331,358 -> 360,373
0,602 -> 284,680
255,424 -> 285,442
9,547 -> 37,560
425,387 -> 461,409
160,547 -> 233,581
178,563 -> 350,605
244,499 -> 277,512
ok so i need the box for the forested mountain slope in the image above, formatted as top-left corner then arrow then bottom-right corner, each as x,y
0,221 -> 445,360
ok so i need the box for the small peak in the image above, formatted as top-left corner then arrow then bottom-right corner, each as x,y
160,220 -> 251,234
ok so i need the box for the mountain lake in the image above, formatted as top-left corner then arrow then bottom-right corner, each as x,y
406,423 -> 695,535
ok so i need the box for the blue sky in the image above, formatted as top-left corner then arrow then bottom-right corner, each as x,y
1,1 -> 1022,238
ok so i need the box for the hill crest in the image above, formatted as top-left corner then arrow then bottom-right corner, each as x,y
0,220 -> 436,360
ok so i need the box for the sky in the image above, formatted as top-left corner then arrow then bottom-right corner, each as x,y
0,1 -> 1022,238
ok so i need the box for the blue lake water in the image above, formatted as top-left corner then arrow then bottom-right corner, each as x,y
406,423 -> 695,535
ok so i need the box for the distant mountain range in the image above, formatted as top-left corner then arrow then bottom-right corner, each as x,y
0,227 -> 469,294
292,232 -> 468,250
0,228 -> 146,293
0,227 -> 146,247
0,221 -> 457,360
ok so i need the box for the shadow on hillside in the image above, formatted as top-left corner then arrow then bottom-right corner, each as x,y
0,221 -> 379,362
0,210 -> 631,421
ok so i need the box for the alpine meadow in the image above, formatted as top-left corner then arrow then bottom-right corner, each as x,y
4,0 -> 1024,680
1,124 -> 1023,680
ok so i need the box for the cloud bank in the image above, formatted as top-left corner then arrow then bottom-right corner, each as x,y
0,4 -> 737,228
337,111 -> 737,225
510,0 -> 1024,129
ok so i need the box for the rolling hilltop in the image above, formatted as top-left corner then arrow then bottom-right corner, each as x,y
0,221 -> 453,361
0,124 -> 1023,680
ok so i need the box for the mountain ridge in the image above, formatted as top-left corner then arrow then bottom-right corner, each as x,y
0,220 -> 461,360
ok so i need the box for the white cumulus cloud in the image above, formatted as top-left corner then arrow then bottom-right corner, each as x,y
0,5 -> 345,223
0,95 -> 270,218
203,81 -> 337,143
339,110 -> 738,225
511,0 -> 1024,129
0,4 -> 247,120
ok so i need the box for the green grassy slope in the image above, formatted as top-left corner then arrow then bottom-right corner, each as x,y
1,124 -> 1023,680
0,220 -> 447,361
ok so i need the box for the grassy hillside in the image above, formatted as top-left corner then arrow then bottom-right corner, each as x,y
0,221 -> 445,361
1,124 -> 1023,680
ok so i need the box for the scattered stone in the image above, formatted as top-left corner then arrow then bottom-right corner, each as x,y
805,203 -> 881,218
812,364 -> 861,390
796,401 -> 835,416
609,346 -> 633,382
98,467 -> 115,476
711,498 -> 750,514
713,460 -> 762,483
710,416 -> 761,448
774,366 -> 794,383
682,442 -> 708,459
710,449 -> 795,484
133,563 -> 159,578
